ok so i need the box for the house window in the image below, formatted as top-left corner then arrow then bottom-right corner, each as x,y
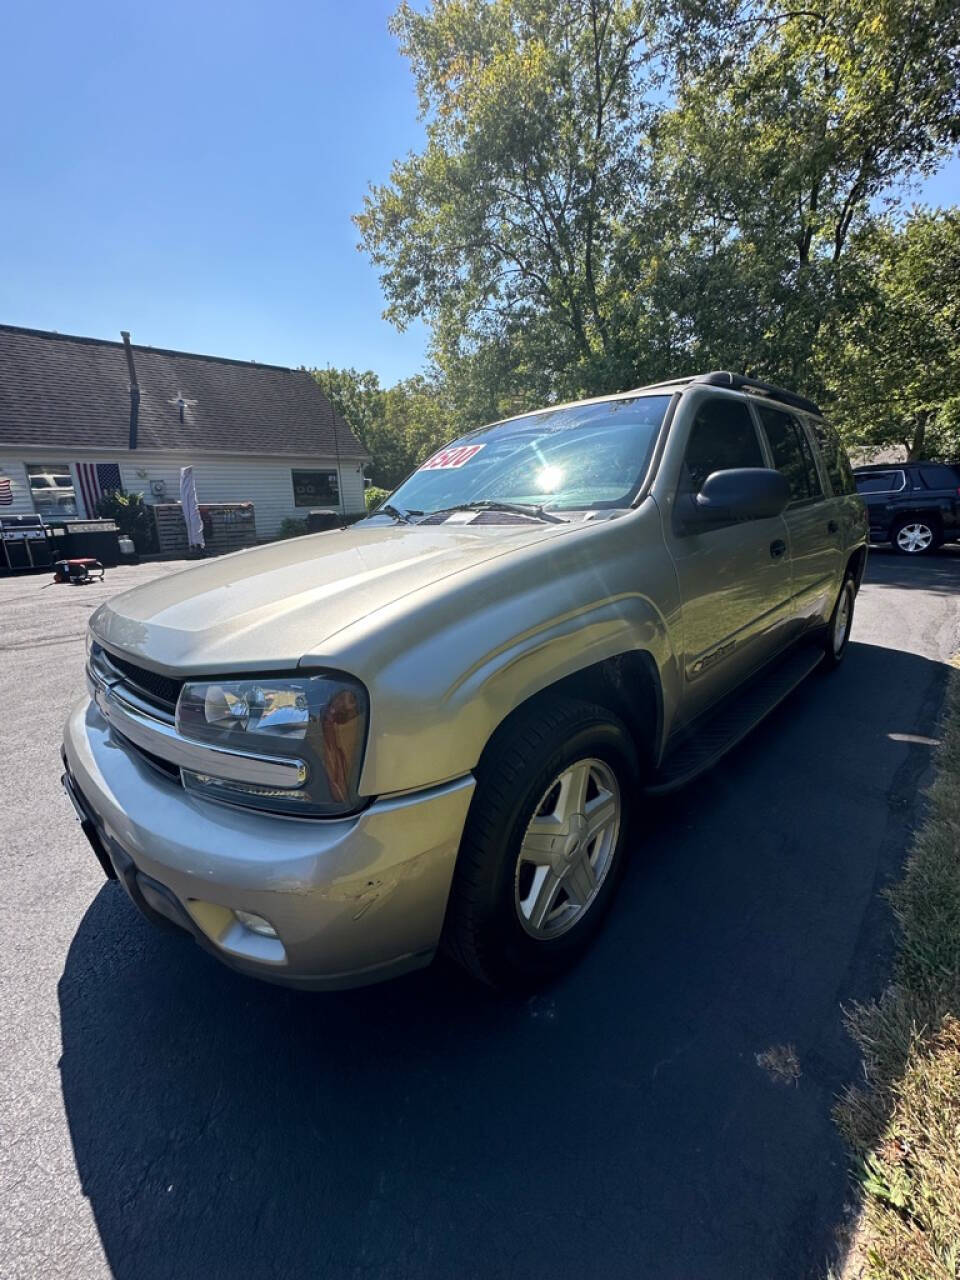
26,464 -> 78,516
292,469 -> 340,507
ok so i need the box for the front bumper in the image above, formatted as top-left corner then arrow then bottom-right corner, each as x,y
62,696 -> 475,989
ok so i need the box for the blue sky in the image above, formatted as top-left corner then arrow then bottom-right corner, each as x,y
1,1 -> 957,385
0,1 -> 429,382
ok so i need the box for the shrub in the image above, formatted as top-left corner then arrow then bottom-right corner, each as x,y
276,517 -> 308,540
95,490 -> 156,552
364,485 -> 391,512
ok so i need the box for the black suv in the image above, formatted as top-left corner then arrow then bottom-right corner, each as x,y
853,461 -> 960,555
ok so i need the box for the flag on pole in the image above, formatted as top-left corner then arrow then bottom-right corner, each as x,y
0,476 -> 12,506
179,466 -> 204,549
76,462 -> 122,515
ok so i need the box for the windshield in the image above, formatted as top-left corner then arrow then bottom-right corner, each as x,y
377,395 -> 671,518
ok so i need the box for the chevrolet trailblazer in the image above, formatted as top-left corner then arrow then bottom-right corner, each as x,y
62,371 -> 867,990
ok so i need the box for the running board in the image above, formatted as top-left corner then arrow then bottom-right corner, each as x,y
647,644 -> 823,795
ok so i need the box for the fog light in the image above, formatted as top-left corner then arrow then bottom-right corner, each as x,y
233,909 -> 278,938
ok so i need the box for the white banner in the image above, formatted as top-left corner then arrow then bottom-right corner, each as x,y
179,466 -> 204,549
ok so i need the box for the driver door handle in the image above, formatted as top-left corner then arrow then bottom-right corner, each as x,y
827,519 -> 839,534
770,539 -> 787,560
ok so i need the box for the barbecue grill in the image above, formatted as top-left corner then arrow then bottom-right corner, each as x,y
0,514 -> 55,571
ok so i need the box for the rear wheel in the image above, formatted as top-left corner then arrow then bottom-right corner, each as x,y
442,697 -> 639,989
891,516 -> 939,556
821,574 -> 856,669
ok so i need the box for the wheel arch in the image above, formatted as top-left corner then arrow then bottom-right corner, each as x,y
888,510 -> 943,540
846,544 -> 868,590
475,650 -> 665,780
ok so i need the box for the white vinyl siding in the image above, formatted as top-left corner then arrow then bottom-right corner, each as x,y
0,450 -> 367,534
0,460 -> 42,516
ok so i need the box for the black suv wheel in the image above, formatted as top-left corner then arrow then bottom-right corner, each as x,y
891,515 -> 940,556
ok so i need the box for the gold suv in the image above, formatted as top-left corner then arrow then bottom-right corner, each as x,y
63,372 -> 868,990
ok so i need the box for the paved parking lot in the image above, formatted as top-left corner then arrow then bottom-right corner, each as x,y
2,550 -> 959,1279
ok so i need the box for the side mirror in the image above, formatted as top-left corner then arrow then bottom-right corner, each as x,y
687,468 -> 790,526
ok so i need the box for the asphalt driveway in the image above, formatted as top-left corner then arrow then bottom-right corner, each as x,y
2,550 -> 959,1279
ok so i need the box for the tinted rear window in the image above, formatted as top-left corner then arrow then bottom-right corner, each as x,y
757,405 -> 823,502
854,471 -> 906,494
918,465 -> 960,490
810,420 -> 857,496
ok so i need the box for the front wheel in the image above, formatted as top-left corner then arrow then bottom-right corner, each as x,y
442,697 -> 639,989
891,517 -> 939,556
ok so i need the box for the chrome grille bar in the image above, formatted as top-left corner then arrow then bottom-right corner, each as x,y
87,666 -> 308,790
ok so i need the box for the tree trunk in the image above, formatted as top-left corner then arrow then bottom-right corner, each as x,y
906,414 -> 928,461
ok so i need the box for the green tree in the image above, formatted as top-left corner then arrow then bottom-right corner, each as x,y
356,0 -> 654,411
312,366 -> 453,489
816,209 -> 960,460
648,0 -> 960,382
381,375 -> 450,482
357,0 -> 960,406
312,365 -> 384,450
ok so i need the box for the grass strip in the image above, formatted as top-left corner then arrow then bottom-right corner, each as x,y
837,671 -> 960,1279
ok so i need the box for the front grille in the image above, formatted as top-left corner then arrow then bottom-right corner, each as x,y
114,729 -> 182,783
99,648 -> 183,713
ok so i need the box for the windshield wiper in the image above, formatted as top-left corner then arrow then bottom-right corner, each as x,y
423,501 -> 566,524
377,503 -> 422,524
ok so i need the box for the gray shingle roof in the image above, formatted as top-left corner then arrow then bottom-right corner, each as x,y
0,324 -> 368,459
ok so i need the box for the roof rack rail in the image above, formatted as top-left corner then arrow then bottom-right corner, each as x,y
691,371 -> 821,417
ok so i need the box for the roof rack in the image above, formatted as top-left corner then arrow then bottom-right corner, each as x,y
690,371 -> 822,417
635,371 -> 821,417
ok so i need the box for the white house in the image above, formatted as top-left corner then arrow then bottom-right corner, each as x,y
0,324 -> 369,536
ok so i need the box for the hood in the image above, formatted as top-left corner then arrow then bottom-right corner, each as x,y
91,521 -> 566,673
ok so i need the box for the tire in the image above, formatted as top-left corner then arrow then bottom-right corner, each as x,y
442,696 -> 640,990
891,516 -> 940,556
821,574 -> 856,670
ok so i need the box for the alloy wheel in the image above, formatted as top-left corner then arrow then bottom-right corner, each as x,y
514,757 -> 621,939
896,522 -> 934,554
833,581 -> 853,656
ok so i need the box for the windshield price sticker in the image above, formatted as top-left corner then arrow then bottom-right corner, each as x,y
419,444 -> 486,470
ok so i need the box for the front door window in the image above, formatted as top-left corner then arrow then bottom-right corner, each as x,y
679,397 -> 765,497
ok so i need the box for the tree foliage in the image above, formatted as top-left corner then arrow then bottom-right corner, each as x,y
647,0 -> 960,381
815,210 -> 960,459
356,0 -> 655,411
356,0 -> 960,442
312,367 -> 450,489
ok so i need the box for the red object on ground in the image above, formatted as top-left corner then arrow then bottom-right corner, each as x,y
53,558 -> 105,585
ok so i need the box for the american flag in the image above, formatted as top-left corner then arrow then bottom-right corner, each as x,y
76,462 -> 123,515
0,476 -> 12,506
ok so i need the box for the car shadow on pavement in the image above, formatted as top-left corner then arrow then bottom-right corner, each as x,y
865,544 -> 960,597
58,641 -> 952,1280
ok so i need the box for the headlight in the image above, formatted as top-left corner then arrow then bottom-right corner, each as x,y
175,673 -> 368,816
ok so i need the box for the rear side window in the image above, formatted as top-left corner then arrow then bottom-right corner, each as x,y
757,405 -> 823,502
679,397 -> 765,494
810,420 -> 857,496
854,471 -> 906,494
918,465 -> 960,490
